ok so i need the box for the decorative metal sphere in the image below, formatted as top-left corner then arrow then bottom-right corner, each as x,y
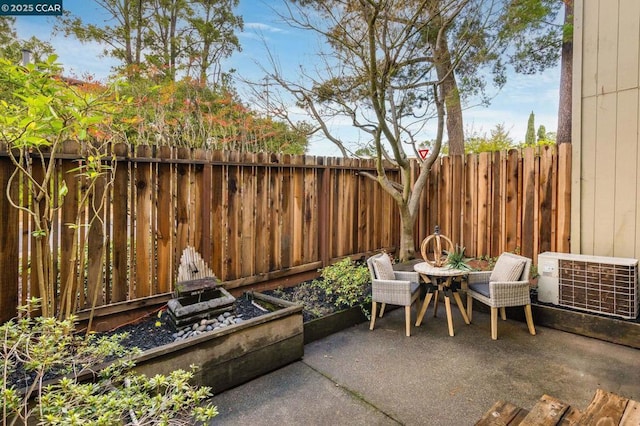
420,225 -> 454,267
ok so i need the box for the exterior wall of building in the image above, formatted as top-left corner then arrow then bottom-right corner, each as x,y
572,0 -> 640,259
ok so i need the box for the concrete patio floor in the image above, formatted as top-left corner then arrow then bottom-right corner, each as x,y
209,305 -> 640,425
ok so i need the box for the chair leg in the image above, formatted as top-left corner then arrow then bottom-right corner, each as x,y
370,301 -> 377,331
405,306 -> 411,337
500,307 -> 507,321
466,294 -> 473,322
490,307 -> 498,340
524,304 -> 536,335
379,303 -> 386,318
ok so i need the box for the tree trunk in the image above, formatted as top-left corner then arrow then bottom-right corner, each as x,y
439,68 -> 464,155
557,0 -> 573,144
429,3 -> 464,155
398,204 -> 417,262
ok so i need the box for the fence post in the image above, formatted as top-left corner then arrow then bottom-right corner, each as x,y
318,158 -> 330,268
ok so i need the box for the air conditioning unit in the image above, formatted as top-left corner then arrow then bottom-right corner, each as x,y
537,252 -> 639,320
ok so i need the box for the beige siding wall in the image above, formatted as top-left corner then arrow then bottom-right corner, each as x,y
572,0 -> 640,259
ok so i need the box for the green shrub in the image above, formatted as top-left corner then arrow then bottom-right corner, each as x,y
1,299 -> 218,425
314,258 -> 371,313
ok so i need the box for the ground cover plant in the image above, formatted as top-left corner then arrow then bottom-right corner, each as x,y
266,258 -> 372,322
1,300 -> 218,425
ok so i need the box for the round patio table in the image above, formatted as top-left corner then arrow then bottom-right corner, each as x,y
413,262 -> 470,337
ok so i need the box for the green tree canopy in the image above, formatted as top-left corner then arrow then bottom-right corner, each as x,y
56,0 -> 242,85
465,123 -> 515,154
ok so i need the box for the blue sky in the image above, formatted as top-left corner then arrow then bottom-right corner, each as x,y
13,1 -> 560,156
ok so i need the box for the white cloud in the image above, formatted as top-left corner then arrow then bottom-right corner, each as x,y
244,22 -> 286,33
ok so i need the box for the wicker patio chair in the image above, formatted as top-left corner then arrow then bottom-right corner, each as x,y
367,253 -> 421,337
466,252 -> 536,340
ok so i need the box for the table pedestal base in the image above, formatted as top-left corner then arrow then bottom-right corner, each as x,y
415,277 -> 470,336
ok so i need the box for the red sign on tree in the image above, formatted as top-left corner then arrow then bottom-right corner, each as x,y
418,149 -> 429,160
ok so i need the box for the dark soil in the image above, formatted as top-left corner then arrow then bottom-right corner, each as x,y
263,280 -> 370,323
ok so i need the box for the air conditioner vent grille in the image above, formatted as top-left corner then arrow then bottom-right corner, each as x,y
558,259 -> 638,319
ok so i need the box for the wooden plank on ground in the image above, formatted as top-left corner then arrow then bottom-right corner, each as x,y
558,406 -> 583,425
579,388 -> 628,425
474,400 -> 527,426
519,394 -> 570,426
621,399 -> 640,425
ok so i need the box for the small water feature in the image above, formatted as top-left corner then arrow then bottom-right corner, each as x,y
167,277 -> 236,329
167,246 -> 236,332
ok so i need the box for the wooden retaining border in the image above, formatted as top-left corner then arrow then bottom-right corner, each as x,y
304,304 -> 370,344
131,292 -> 304,394
504,303 -> 640,350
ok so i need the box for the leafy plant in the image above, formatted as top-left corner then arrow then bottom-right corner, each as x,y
446,245 -> 473,271
0,56 -> 125,319
314,258 -> 371,313
1,299 -> 218,425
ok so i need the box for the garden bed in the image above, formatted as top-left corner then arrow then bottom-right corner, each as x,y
262,274 -> 372,344
129,292 -> 303,394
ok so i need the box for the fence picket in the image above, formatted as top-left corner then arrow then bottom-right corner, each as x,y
0,153 -> 19,322
156,146 -> 173,294
111,143 -> 129,302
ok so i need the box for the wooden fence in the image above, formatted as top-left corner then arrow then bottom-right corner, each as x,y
415,144 -> 571,261
0,143 -> 570,322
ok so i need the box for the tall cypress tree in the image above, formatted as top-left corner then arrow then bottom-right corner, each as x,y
525,111 -> 536,145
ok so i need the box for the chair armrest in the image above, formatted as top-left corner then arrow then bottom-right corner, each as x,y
467,270 -> 492,284
489,281 -> 531,306
372,279 -> 416,306
393,270 -> 419,283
